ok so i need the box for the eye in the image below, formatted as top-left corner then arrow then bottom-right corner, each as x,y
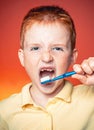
52,47 -> 63,51
30,47 -> 39,51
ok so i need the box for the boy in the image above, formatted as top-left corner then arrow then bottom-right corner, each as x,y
0,5 -> 94,130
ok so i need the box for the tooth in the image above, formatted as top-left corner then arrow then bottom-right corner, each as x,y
41,68 -> 54,72
46,69 -> 53,71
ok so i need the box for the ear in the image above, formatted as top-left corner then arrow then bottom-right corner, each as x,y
70,48 -> 78,65
18,49 -> 25,67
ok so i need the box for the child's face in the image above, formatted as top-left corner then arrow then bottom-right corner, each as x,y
18,22 -> 77,95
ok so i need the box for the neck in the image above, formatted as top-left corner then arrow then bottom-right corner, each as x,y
30,87 -> 50,107
29,82 -> 64,108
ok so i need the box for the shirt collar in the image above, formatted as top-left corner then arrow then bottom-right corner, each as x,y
21,80 -> 73,108
55,80 -> 73,103
21,83 -> 33,108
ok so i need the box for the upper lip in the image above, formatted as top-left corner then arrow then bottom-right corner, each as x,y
39,66 -> 56,72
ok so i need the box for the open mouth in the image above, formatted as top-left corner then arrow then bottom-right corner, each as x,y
39,68 -> 55,83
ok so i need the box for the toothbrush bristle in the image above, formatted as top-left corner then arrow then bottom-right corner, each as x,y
41,76 -> 50,82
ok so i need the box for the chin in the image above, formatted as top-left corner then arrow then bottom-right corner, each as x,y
40,81 -> 63,95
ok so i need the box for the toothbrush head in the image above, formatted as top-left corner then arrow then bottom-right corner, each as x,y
41,76 -> 50,82
41,76 -> 51,84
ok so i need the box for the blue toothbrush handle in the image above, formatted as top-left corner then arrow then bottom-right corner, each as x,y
63,71 -> 76,77
53,71 -> 76,81
41,71 -> 76,84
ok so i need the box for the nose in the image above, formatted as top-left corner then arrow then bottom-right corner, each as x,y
41,50 -> 53,63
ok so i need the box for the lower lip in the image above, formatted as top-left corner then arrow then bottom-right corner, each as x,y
40,81 -> 55,86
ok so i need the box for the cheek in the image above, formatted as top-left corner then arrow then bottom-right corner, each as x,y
23,57 -> 37,80
56,54 -> 72,71
24,53 -> 40,76
24,53 -> 37,64
23,55 -> 36,70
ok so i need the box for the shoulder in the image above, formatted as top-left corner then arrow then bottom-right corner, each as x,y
73,84 -> 94,95
0,83 -> 31,115
0,93 -> 22,124
0,92 -> 22,112
72,84 -> 94,102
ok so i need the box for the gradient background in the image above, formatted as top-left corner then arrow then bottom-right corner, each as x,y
0,0 -> 94,100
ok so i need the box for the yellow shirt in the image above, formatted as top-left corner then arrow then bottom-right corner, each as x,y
0,80 -> 94,130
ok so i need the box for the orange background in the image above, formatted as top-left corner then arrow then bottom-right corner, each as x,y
0,0 -> 94,100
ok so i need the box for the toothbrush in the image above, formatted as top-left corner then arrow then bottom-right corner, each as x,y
41,71 -> 76,84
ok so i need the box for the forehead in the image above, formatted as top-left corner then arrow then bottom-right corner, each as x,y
24,22 -> 70,46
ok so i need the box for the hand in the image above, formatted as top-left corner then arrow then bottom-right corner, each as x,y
72,57 -> 94,85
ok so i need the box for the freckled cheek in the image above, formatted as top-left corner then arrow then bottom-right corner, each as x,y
26,59 -> 38,68
56,55 -> 71,72
24,53 -> 39,62
24,60 -> 38,79
24,55 -> 37,69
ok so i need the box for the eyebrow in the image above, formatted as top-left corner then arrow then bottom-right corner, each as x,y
24,43 -> 40,47
25,42 -> 69,49
51,43 -> 69,48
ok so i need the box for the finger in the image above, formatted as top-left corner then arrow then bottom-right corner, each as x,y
81,59 -> 92,75
72,73 -> 87,83
73,64 -> 84,74
72,73 -> 94,85
88,57 -> 94,71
